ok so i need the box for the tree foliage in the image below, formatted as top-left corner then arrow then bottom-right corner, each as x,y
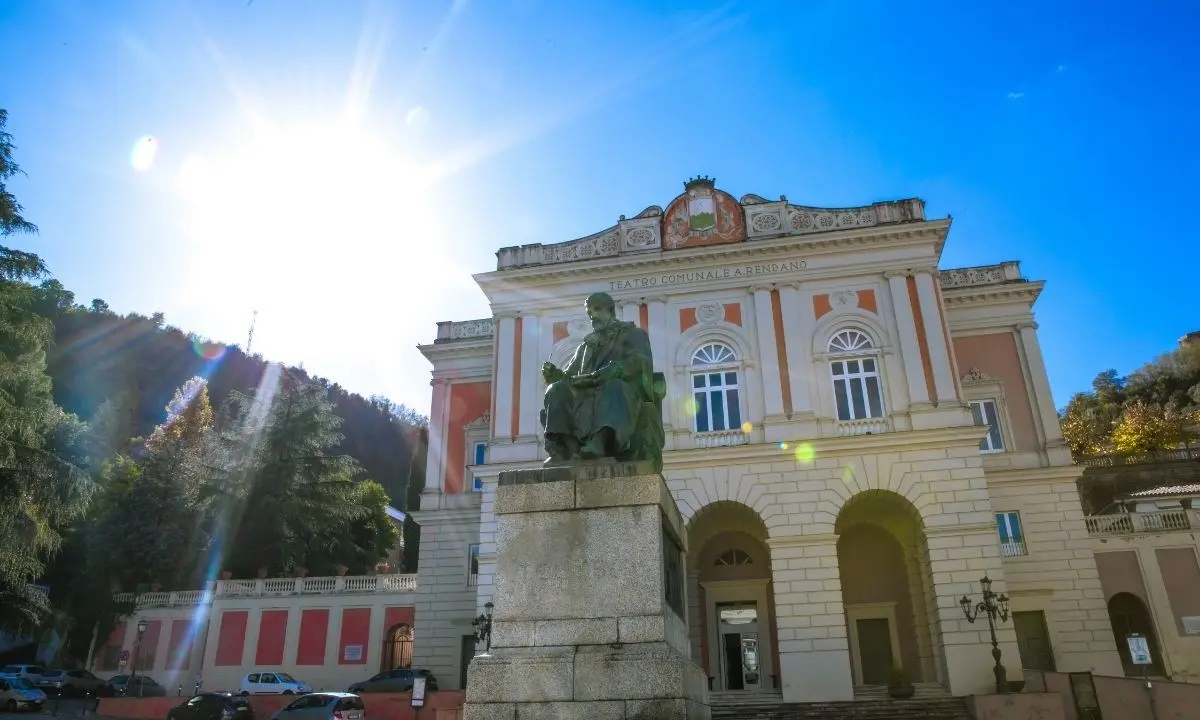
1060,339 -> 1200,459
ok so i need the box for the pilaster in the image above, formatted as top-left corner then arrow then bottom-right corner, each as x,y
517,312 -> 541,438
646,297 -> 671,429
492,313 -> 518,441
424,379 -> 451,496
752,285 -> 786,421
776,283 -> 813,416
913,269 -> 958,403
886,271 -> 930,407
1015,322 -> 1072,464
617,299 -> 641,325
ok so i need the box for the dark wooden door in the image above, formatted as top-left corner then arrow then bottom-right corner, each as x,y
1013,611 -> 1057,671
856,618 -> 894,685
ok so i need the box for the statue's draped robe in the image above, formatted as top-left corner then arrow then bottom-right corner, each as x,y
543,320 -> 654,454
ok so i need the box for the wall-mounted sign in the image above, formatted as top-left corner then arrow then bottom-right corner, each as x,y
1182,616 -> 1200,635
1126,634 -> 1152,665
342,645 -> 363,662
410,677 -> 426,708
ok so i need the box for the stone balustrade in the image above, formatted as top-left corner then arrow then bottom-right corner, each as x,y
1084,509 -> 1200,537
434,318 -> 494,343
938,261 -> 1024,289
112,573 -> 417,608
836,417 -> 893,437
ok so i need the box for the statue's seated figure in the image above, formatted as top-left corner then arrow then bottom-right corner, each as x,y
540,292 -> 666,470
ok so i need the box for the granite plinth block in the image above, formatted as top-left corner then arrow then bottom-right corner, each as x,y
464,464 -> 709,720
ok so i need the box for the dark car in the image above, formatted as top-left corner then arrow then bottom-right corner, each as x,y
168,693 -> 255,720
99,674 -> 167,697
347,668 -> 437,694
37,669 -> 105,697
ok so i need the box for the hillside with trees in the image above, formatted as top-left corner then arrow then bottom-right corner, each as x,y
1059,337 -> 1200,459
0,108 -> 427,660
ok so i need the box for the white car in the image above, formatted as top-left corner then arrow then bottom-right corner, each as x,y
0,674 -> 47,711
238,671 -> 311,695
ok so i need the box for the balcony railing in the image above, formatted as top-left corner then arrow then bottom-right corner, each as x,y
1084,510 -> 1199,538
836,417 -> 892,437
112,573 -> 417,608
1000,539 -> 1028,557
1080,447 -> 1200,467
693,429 -> 750,448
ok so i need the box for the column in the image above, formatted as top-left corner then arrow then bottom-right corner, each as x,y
1016,322 -> 1067,447
517,312 -> 541,438
617,299 -> 640,325
752,285 -> 786,419
423,379 -> 451,495
645,298 -> 670,428
492,313 -> 517,440
913,269 -> 957,403
776,283 -> 813,414
886,271 -> 931,406
767,535 -> 854,703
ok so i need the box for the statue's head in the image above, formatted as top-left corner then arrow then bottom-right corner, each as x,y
584,292 -> 616,329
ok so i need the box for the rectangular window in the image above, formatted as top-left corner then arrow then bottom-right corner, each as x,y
692,371 -> 741,432
969,399 -> 1005,452
467,544 -> 480,586
830,358 -> 884,421
996,511 -> 1027,556
470,442 -> 486,492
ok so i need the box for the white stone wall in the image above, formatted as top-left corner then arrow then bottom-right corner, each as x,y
410,508 -> 483,689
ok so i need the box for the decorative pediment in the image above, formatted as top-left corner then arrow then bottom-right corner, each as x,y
493,178 -> 929,270
464,409 -> 491,432
961,367 -> 996,384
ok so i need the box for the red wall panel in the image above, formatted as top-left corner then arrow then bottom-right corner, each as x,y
383,606 -> 414,630
137,620 -> 162,670
166,619 -> 195,670
338,608 -> 372,665
215,611 -> 249,666
296,609 -> 330,665
256,610 -> 289,666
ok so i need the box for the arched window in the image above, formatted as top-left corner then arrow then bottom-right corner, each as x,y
827,330 -> 885,421
691,343 -> 741,432
715,549 -> 753,566
381,624 -> 413,671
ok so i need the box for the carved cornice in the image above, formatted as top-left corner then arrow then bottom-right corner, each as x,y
939,261 -> 1024,290
961,367 -> 997,384
464,409 -> 492,431
940,281 -> 1044,308
1015,321 -> 1038,331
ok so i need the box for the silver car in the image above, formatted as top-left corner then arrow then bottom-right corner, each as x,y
270,693 -> 365,720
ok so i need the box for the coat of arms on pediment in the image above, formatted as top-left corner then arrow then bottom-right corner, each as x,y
662,176 -> 746,250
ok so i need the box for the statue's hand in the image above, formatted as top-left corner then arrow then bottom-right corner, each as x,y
542,362 -> 565,384
570,373 -> 599,389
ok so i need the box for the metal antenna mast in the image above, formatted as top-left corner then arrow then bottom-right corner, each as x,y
246,309 -> 259,353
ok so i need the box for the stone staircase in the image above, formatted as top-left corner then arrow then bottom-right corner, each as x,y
710,685 -> 972,720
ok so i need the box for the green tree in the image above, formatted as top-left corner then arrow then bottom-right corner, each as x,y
302,480 -> 400,575
0,108 -> 37,236
203,368 -> 363,577
1111,401 -> 1198,456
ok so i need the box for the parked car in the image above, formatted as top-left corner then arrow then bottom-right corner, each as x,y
99,674 -> 167,697
36,669 -> 105,697
0,664 -> 47,684
0,674 -> 48,711
167,692 -> 256,720
270,692 -> 365,720
347,668 -> 438,694
237,672 -> 312,695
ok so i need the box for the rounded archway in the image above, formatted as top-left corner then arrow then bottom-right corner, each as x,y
687,501 -> 778,693
380,623 -> 413,671
835,490 -> 938,687
1107,593 -> 1165,676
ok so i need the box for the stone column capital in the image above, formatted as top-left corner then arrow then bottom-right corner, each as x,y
616,298 -> 641,309
910,266 -> 939,278
642,296 -> 667,305
884,269 -> 911,280
494,310 -> 519,320
750,284 -> 775,294
775,281 -> 801,292
1015,321 -> 1038,331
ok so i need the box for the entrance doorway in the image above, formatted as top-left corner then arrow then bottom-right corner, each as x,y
856,618 -> 894,685
717,603 -> 762,691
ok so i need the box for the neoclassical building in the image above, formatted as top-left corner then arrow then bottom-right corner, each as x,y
412,178 -> 1124,702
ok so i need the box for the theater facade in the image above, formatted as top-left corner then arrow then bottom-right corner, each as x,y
412,178 -> 1124,702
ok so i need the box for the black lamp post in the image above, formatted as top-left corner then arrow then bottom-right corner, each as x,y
472,602 -> 494,654
960,575 -> 1011,694
128,619 -> 148,698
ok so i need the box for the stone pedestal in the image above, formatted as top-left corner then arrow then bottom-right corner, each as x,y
463,462 -> 710,720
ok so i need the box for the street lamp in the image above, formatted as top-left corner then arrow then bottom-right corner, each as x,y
960,576 -> 1011,694
472,602 -> 494,655
128,619 -> 148,698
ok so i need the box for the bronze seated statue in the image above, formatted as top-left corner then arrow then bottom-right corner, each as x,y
539,292 -> 666,471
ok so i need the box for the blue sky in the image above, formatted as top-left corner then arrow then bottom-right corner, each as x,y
2,0 -> 1197,415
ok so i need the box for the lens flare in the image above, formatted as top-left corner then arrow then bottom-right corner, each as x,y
741,422 -> 753,434
793,443 -> 815,464
683,397 -> 699,417
130,136 -> 159,171
778,442 -> 789,450
193,339 -> 227,361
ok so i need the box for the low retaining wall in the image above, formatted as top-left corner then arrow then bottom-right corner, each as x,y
967,692 -> 1065,720
98,692 -> 465,720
